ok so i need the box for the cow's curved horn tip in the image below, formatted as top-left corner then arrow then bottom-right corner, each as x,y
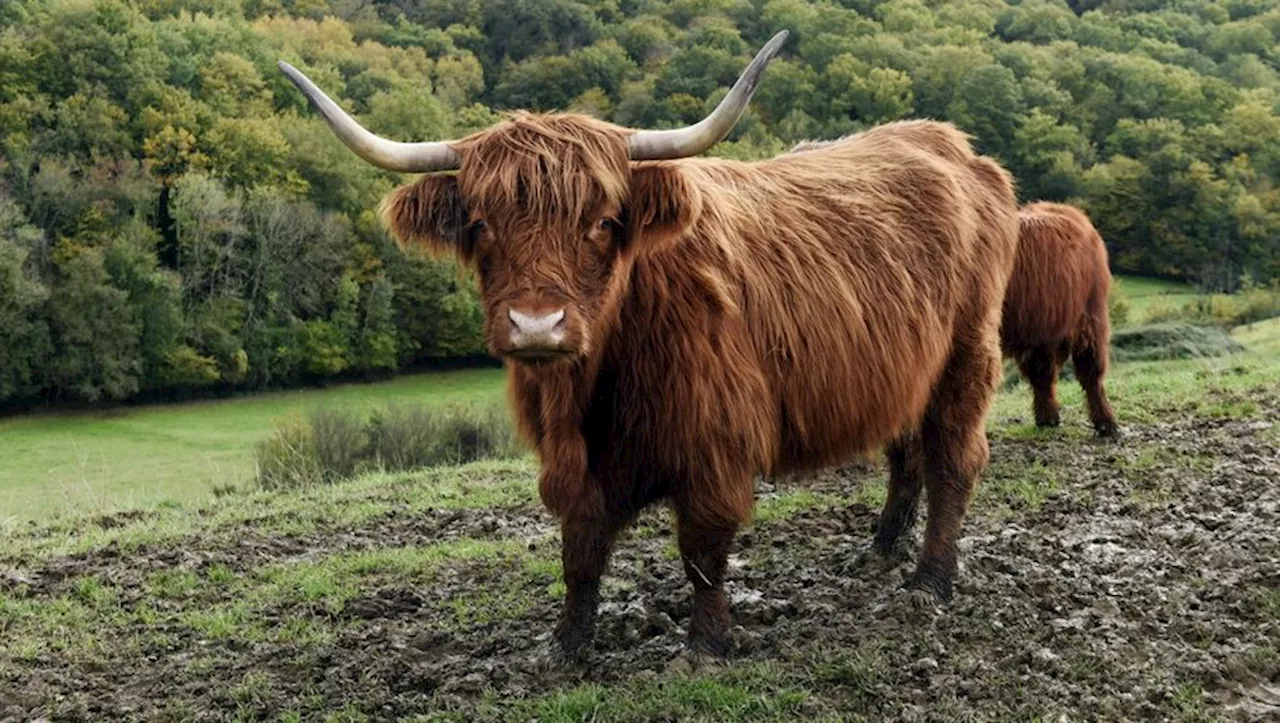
766,29 -> 790,53
277,60 -> 296,74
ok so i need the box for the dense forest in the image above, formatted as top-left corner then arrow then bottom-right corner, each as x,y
1,0 -> 1278,406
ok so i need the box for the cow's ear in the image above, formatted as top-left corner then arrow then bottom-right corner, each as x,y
625,164 -> 703,256
379,175 -> 474,261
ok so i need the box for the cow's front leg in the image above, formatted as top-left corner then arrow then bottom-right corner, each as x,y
554,508 -> 625,660
674,505 -> 739,658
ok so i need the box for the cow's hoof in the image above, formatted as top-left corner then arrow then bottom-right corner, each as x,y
1035,415 -> 1061,429
531,636 -> 593,676
686,630 -> 732,660
666,648 -> 725,676
546,636 -> 592,672
1094,420 -> 1121,439
529,642 -> 572,676
904,568 -> 953,604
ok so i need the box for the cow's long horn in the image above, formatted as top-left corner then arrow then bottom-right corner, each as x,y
627,30 -> 789,161
277,61 -> 461,173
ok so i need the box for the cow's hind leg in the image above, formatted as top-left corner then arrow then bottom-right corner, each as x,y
1073,317 -> 1119,438
873,430 -> 924,557
1018,346 -> 1062,428
910,340 -> 999,602
555,510 -> 632,660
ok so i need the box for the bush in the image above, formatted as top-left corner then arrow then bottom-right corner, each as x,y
1111,322 -> 1247,362
254,414 -> 323,491
1108,287 -> 1131,328
431,403 -> 520,466
367,404 -> 440,472
1140,280 -> 1280,329
1234,279 -> 1280,326
254,400 -> 523,490
308,407 -> 368,484
369,401 -> 520,471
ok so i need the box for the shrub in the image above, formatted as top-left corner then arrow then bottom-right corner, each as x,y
1234,278 -> 1280,326
1138,280 -> 1280,329
367,403 -> 439,472
254,399 -> 523,490
254,414 -> 323,491
431,402 -> 520,466
369,401 -> 521,471
307,407 -> 368,484
1108,287 -> 1131,328
1111,322 -> 1246,362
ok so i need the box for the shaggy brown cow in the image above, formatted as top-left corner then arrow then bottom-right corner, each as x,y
279,31 -> 1020,660
1001,202 -> 1119,437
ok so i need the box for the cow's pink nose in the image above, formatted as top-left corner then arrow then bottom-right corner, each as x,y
507,308 -> 567,350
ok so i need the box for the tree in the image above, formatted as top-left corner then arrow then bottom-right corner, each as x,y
1012,109 -> 1091,200
44,248 -> 143,403
356,274 -> 398,373
947,64 -> 1026,160
203,116 -> 306,193
102,221 -> 186,388
0,198 -> 50,402
42,91 -> 134,162
365,86 -> 452,141
197,51 -> 274,117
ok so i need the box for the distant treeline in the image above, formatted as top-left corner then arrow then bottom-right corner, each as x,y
1,0 -> 1278,406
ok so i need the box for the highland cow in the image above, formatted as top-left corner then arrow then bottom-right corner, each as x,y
279,31 -> 1021,661
1001,202 -> 1119,437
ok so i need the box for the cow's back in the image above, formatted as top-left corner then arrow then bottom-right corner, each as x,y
600,120 -> 1017,484
1001,202 -> 1111,354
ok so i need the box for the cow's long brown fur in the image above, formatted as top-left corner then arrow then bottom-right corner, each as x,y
1001,202 -> 1119,437
381,113 -> 1019,658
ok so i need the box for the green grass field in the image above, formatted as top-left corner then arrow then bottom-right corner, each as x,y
0,368 -> 505,523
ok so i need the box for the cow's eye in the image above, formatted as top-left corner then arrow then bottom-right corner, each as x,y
596,217 -> 616,232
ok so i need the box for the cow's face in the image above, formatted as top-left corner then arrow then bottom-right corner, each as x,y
382,115 -> 702,365
278,33 -> 785,366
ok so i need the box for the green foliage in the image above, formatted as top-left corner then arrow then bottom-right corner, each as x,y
44,247 -> 144,402
2,0 -> 1280,407
1108,286 -> 1132,328
255,400 -> 521,490
0,199 -> 51,400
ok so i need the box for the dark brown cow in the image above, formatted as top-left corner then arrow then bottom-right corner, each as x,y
279,32 -> 1020,660
1001,202 -> 1119,437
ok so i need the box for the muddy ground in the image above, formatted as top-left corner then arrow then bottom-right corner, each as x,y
1,406 -> 1278,722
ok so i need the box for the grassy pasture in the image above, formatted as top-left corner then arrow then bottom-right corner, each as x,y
0,368 -> 505,523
